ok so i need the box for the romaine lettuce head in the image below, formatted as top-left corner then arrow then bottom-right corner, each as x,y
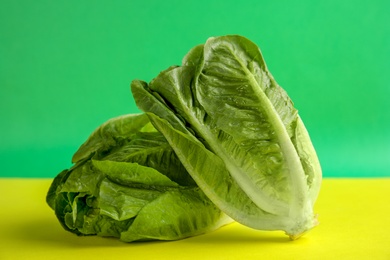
46,114 -> 231,242
131,35 -> 322,239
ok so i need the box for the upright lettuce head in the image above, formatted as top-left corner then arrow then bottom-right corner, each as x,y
131,35 -> 322,239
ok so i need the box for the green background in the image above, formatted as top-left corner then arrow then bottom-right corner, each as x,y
1,0 -> 389,178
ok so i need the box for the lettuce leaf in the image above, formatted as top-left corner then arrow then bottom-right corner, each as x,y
131,35 -> 322,239
47,114 -> 231,242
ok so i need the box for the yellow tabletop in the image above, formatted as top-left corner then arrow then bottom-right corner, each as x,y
0,178 -> 389,260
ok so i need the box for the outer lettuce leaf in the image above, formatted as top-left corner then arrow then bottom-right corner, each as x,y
131,35 -> 322,238
47,114 -> 231,242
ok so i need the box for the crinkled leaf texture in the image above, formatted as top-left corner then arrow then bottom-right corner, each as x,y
47,114 -> 231,242
131,35 -> 322,238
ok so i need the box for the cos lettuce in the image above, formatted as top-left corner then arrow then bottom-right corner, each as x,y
48,35 -> 321,242
46,114 -> 231,242
131,35 -> 322,239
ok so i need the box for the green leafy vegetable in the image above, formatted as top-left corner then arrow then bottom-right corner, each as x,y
47,114 -> 231,242
131,35 -> 322,239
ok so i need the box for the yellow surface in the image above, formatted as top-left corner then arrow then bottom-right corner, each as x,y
0,178 -> 389,260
